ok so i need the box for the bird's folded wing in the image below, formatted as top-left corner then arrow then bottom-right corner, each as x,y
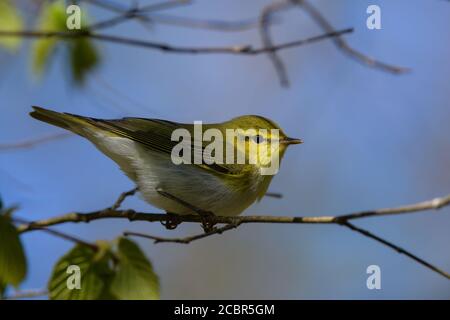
88,117 -> 234,176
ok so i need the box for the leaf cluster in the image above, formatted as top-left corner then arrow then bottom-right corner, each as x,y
0,0 -> 100,84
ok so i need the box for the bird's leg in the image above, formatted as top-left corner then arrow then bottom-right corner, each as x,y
198,211 -> 217,233
161,212 -> 181,230
156,188 -> 217,232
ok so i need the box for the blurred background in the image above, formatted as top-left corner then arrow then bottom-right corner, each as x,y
0,0 -> 449,299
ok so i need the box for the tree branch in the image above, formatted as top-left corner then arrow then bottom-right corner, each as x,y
294,0 -> 409,74
13,217 -> 98,251
147,14 -> 277,32
0,133 -> 71,151
341,221 -> 450,280
18,193 -> 450,232
259,0 -> 293,87
0,28 -> 353,55
87,0 -> 270,32
125,222 -> 241,244
16,193 -> 450,279
110,187 -> 139,210
82,0 -> 191,13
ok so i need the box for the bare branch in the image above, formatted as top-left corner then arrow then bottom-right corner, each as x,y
14,217 -> 98,251
138,0 -> 192,13
124,222 -> 241,244
82,0 -> 190,13
86,0 -> 273,33
294,0 -> 409,74
110,187 -> 139,210
259,0 -> 293,87
0,28 -> 352,55
265,192 -> 283,199
89,10 -> 152,31
337,194 -> 450,221
16,193 -> 450,279
148,14 -> 276,32
0,133 -> 71,151
18,193 -> 450,231
341,221 -> 450,279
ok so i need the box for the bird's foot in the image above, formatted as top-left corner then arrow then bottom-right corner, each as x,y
156,188 -> 218,232
199,210 -> 217,233
161,212 -> 181,230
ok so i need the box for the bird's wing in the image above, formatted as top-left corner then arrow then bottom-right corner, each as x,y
88,117 -> 235,176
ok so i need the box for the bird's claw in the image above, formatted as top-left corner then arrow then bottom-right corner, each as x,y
200,211 -> 217,232
161,213 -> 181,230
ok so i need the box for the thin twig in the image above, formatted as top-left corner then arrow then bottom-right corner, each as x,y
137,0 -> 192,13
86,0 -> 277,32
265,192 -> 283,199
110,187 -> 139,210
86,0 -> 267,33
82,0 -> 128,12
82,0 -> 190,13
83,0 -> 191,30
16,193 -> 450,279
337,194 -> 450,221
0,28 -> 352,55
14,217 -> 98,251
341,221 -> 450,279
125,222 -> 241,244
125,219 -> 450,279
259,0 -> 293,87
0,133 -> 71,151
294,0 -> 409,74
148,14 -> 277,32
17,193 -> 450,232
89,9 -> 151,31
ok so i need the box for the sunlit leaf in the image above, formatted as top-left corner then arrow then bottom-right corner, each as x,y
0,215 -> 27,287
110,238 -> 160,300
32,0 -> 67,76
48,242 -> 114,300
0,0 -> 24,51
70,37 -> 99,84
31,0 -> 100,84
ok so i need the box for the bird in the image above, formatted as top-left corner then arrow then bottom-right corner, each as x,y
30,106 -> 302,219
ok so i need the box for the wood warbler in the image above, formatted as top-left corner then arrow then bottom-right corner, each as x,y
30,107 -> 302,216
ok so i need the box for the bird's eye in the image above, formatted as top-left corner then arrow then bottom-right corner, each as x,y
253,135 -> 265,144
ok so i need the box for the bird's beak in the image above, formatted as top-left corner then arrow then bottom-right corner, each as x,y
280,137 -> 303,145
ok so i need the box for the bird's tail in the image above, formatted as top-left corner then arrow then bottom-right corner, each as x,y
30,106 -> 97,137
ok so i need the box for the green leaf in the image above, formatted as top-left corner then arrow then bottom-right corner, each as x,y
31,0 -> 99,84
32,1 -> 67,76
111,238 -> 160,300
48,243 -> 114,300
0,0 -> 24,51
0,215 -> 27,287
70,37 -> 99,84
